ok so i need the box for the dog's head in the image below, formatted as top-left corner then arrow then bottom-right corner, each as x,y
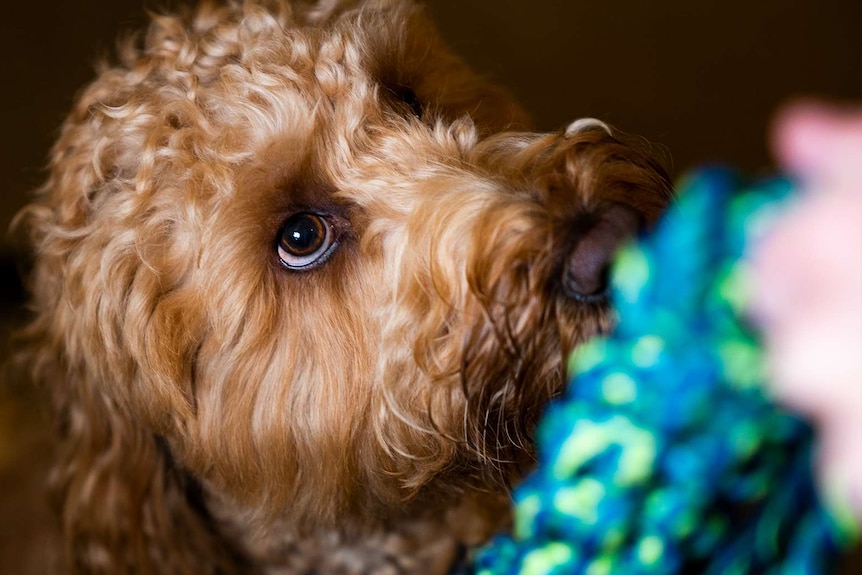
18,0 -> 670,569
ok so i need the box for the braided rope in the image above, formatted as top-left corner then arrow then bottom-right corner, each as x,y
474,169 -> 857,575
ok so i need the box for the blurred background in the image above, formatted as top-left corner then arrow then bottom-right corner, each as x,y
0,0 -> 859,572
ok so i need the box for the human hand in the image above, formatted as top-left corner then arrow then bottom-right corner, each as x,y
750,102 -> 862,520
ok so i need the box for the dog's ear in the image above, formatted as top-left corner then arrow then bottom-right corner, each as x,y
305,0 -> 532,134
42,369 -> 244,574
12,232 -> 243,573
10,61 -> 245,575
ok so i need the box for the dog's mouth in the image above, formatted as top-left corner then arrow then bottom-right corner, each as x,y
446,193 -> 651,482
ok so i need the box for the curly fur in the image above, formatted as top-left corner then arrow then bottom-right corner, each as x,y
15,1 -> 671,573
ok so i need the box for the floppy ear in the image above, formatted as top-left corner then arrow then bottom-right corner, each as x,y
10,32 -> 247,575
297,0 -> 532,133
13,167 -> 247,575
45,368 -> 245,574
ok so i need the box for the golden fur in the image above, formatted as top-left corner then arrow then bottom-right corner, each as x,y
15,0 -> 671,572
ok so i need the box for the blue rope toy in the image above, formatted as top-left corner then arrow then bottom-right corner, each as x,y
473,169 -> 859,575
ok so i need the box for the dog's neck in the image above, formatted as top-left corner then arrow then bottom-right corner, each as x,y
205,488 -> 511,575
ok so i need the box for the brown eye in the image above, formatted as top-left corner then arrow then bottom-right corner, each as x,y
277,213 -> 337,270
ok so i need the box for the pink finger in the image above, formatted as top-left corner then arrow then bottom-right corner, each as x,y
771,102 -> 862,182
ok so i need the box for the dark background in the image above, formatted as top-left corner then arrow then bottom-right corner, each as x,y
0,1 -> 859,572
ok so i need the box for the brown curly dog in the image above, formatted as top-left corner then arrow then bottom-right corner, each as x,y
15,0 -> 671,573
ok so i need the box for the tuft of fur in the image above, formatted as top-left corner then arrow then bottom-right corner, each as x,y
14,0 -> 671,573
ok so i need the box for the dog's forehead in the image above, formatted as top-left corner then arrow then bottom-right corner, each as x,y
49,0 -> 524,246
198,5 -> 451,189
182,2 -> 437,154
250,2 -> 434,90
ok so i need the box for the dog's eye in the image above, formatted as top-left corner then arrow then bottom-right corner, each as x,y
277,213 -> 338,270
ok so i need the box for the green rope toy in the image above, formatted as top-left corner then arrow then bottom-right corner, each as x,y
473,169 -> 858,575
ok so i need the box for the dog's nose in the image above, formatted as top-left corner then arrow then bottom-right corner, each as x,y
562,204 -> 641,301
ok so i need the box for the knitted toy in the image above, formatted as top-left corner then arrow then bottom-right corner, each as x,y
473,169 -> 859,575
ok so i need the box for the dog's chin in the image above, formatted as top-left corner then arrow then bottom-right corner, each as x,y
189,281 -> 613,566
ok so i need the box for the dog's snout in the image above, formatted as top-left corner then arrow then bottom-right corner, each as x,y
562,204 -> 641,301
